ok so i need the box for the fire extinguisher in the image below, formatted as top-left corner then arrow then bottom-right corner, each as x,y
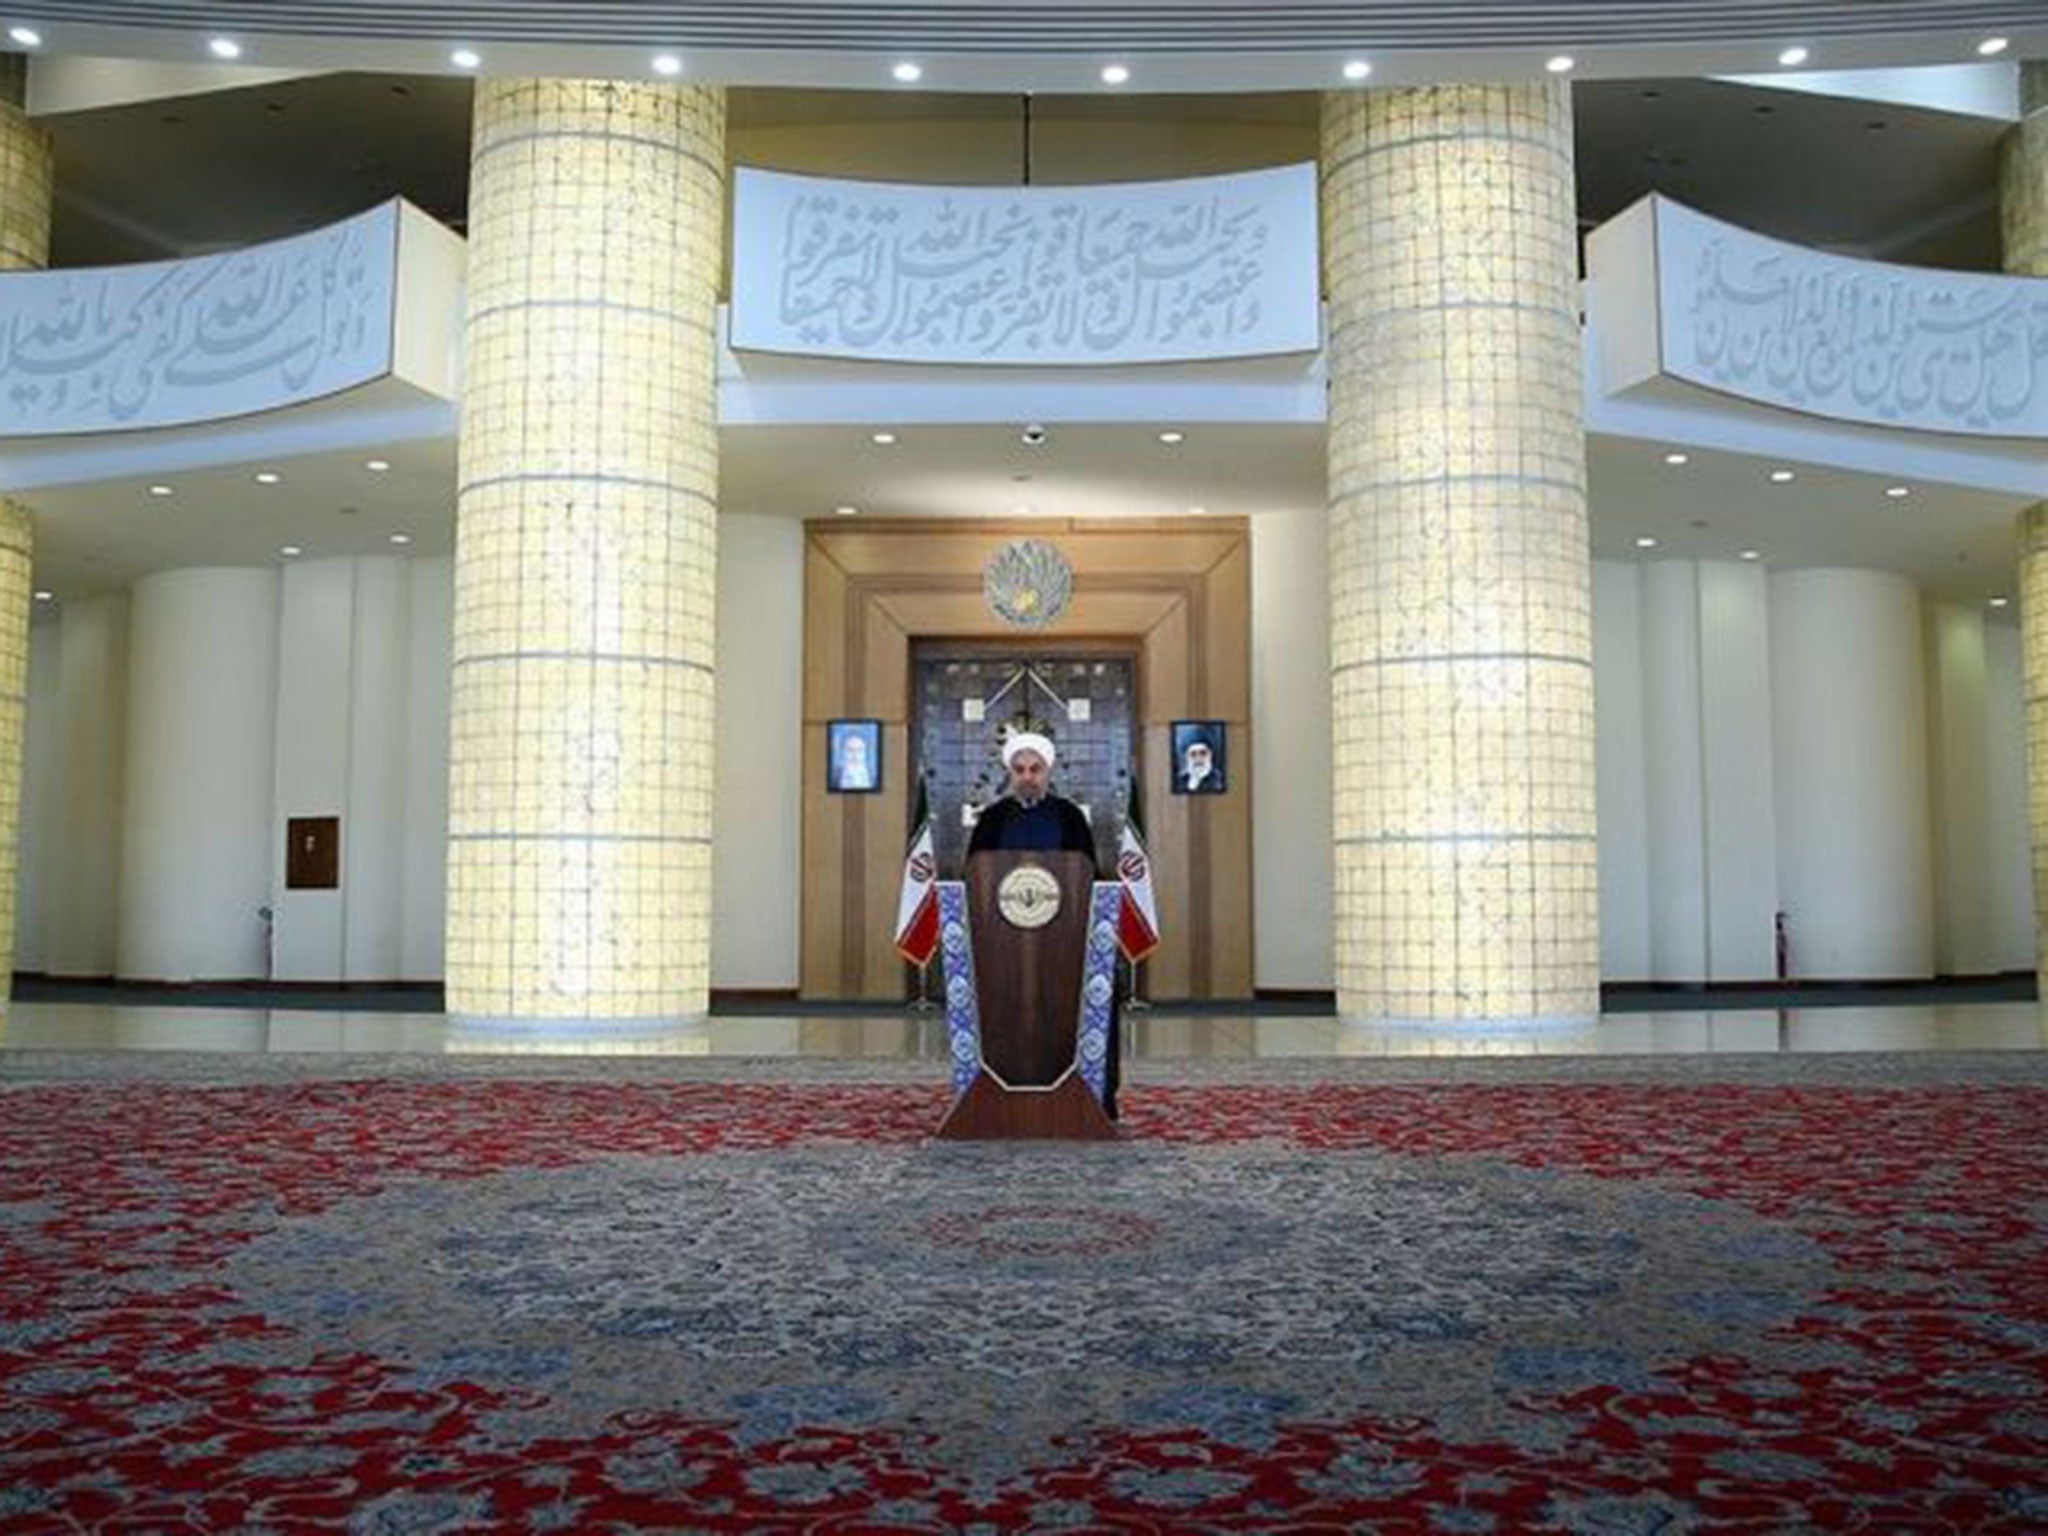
1774,911 -> 1790,982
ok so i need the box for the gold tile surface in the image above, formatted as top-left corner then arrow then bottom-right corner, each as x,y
0,101 -> 45,1003
1321,85 -> 1597,1025
0,501 -> 31,1002
2020,505 -> 2048,1001
0,102 -> 51,272
448,81 -> 725,1023
2011,76 -> 2047,1002
2004,64 -> 2047,277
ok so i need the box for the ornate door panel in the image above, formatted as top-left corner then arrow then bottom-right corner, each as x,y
912,650 -> 1137,877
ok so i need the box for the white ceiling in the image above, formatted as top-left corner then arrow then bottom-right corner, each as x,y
19,421 -> 2030,614
7,2 -> 2045,97
22,440 -> 458,598
40,68 -> 2016,269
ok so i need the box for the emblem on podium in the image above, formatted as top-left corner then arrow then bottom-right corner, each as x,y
996,864 -> 1062,929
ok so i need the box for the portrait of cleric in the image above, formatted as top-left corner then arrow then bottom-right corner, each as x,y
1171,720 -> 1226,794
826,718 -> 881,793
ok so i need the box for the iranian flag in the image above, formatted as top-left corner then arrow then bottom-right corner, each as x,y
1117,777 -> 1161,963
893,774 -> 940,966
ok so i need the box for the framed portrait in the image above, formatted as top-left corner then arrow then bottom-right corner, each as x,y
827,718 -> 883,794
1170,720 -> 1227,795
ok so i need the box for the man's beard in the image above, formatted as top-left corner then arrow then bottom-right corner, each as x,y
1013,786 -> 1046,807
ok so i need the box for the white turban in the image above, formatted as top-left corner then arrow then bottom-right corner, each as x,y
1002,731 -> 1056,769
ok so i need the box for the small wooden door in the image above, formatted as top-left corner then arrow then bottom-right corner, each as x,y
286,816 -> 340,890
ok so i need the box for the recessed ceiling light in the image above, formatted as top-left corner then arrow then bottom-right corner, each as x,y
1663,451 -> 1689,466
33,589 -> 51,602
1101,63 -> 1130,85
389,533 -> 412,546
208,36 -> 242,60
652,53 -> 683,76
1545,55 -> 1575,74
8,26 -> 41,47
1979,36 -> 2010,56
148,483 -> 174,497
891,60 -> 922,83
1740,550 -> 1761,561
1158,430 -> 1185,445
1769,468 -> 1796,483
1343,59 -> 1371,81
365,458 -> 390,473
1886,484 -> 1911,499
1635,536 -> 1658,549
834,504 -> 859,517
1990,596 -> 2010,608
279,545 -> 302,558
1777,45 -> 1810,67
255,471 -> 281,485
450,47 -> 482,70
871,430 -> 898,445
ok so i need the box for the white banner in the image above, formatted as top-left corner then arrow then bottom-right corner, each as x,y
731,163 -> 1319,366
0,201 -> 398,436
1656,198 -> 2048,439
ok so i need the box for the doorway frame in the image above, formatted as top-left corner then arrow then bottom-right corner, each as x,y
801,516 -> 1251,1001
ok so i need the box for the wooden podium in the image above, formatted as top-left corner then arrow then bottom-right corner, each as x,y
932,850 -> 1119,1141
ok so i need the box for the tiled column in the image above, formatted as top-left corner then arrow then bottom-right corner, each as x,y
0,66 -> 49,271
0,77 -> 49,1005
2006,63 -> 2048,996
2016,511 -> 2048,1000
1321,84 -> 1596,1026
447,80 -> 724,1026
2002,62 -> 2046,276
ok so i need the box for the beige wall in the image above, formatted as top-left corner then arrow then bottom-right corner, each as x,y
1249,504 -> 1333,989
731,96 -> 1315,186
17,600 -> 129,976
711,514 -> 805,988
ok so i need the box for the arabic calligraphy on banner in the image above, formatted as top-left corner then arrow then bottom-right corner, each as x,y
730,164 -> 1319,365
0,201 -> 396,436
1658,199 -> 2048,437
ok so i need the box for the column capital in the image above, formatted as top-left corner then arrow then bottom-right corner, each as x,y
2020,500 -> 2048,556
2006,63 -> 2048,275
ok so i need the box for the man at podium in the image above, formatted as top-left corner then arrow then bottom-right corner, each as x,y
965,730 -> 1118,1118
967,731 -> 1095,857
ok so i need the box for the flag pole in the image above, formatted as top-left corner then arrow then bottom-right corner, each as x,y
912,763 -> 935,1014
1119,766 -> 1152,1013
1124,951 -> 1150,1013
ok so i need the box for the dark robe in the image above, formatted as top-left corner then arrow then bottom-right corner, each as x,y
966,793 -> 1097,860
963,790 -> 1118,1117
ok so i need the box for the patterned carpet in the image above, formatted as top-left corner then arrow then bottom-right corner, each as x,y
3,1053 -> 2048,1532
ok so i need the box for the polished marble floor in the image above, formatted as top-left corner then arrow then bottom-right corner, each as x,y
2,999 -> 2043,1059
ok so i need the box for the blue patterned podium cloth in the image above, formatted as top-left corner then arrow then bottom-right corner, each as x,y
935,880 -> 1121,1104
